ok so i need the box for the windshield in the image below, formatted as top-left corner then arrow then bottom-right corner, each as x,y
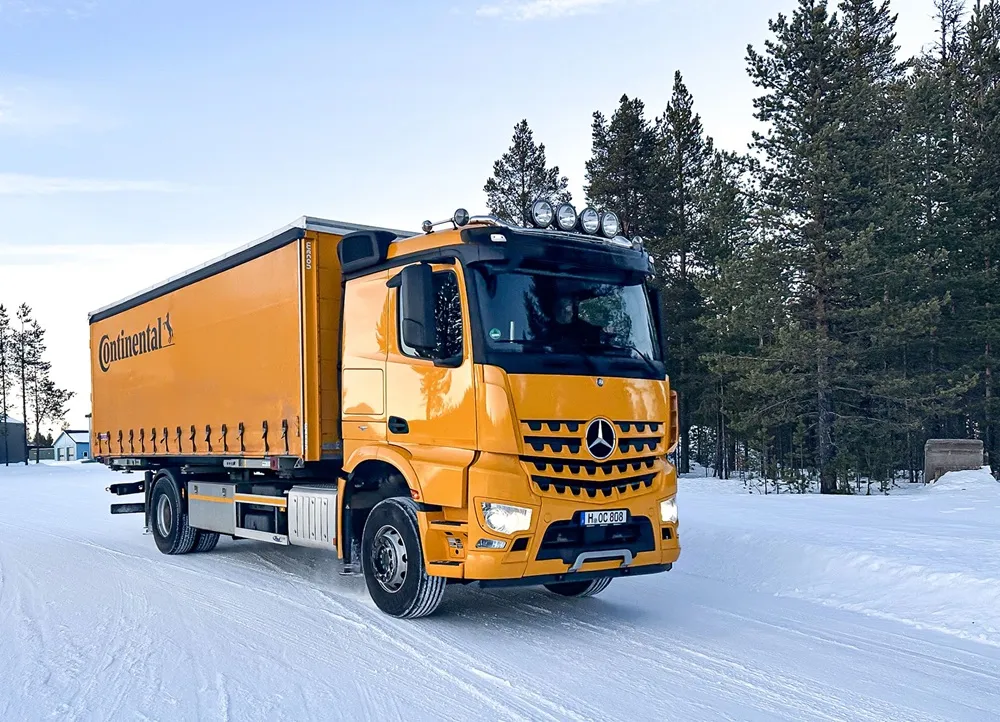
471,268 -> 661,362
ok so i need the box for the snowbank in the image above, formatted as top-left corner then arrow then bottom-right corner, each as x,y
680,467 -> 1000,646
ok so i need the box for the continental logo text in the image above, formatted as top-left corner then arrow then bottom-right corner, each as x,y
98,313 -> 174,373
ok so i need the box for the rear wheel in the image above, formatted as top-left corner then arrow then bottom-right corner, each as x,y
150,472 -> 198,555
544,577 -> 612,598
361,497 -> 445,619
192,530 -> 220,553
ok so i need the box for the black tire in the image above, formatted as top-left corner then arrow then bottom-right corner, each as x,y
544,577 -> 613,598
361,497 -> 446,619
150,472 -> 198,555
192,531 -> 220,553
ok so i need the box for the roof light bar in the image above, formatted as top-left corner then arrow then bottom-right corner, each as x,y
555,203 -> 577,232
579,207 -> 600,234
528,199 -> 554,228
600,211 -> 620,238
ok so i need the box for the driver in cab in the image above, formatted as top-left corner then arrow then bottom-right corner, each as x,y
551,295 -> 603,348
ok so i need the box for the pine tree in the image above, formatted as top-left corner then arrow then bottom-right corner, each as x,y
0,305 -> 12,466
954,0 -> 1000,472
694,151 -> 757,477
584,95 -> 657,237
22,319 -> 74,459
484,119 -> 571,225
15,304 -> 37,466
745,0 -> 852,493
833,0 -> 968,485
647,71 -> 716,473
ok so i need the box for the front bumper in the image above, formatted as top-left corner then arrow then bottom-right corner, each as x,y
475,562 -> 672,589
431,452 -> 681,582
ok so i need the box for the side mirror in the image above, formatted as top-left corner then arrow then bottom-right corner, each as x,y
400,264 -> 437,353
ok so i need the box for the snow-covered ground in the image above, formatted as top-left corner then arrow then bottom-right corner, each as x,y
1,463 -> 998,721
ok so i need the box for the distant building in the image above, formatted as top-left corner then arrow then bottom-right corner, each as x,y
0,416 -> 28,465
53,430 -> 91,462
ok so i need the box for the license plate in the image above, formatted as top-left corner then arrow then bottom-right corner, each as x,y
582,509 -> 628,526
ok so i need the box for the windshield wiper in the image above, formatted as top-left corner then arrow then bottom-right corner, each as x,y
580,342 -> 660,376
618,344 -> 660,376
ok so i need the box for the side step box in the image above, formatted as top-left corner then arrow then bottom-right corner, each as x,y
287,485 -> 338,550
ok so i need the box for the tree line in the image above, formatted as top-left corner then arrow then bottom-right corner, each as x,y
0,304 -> 74,466
484,0 -> 999,492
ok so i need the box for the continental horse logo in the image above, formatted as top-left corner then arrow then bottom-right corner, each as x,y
98,313 -> 174,373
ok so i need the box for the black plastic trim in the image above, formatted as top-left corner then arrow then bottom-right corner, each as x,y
414,502 -> 444,512
89,227 -> 305,323
341,243 -> 503,282
474,562 -> 671,588
535,515 -> 656,564
459,226 -> 653,277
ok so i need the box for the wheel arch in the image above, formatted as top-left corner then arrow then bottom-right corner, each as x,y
340,450 -> 422,559
343,445 -> 423,499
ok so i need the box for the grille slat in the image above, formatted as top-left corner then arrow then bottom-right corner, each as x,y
530,472 -> 657,500
521,455 -> 658,477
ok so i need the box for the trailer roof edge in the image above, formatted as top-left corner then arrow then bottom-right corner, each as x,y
87,216 -> 417,324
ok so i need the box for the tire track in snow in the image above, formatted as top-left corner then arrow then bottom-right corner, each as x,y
310,589 -> 549,722
467,586 -> 950,722
0,522 -> 432,720
708,605 -> 1000,684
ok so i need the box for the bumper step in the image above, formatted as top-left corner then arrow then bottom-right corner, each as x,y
111,502 -> 145,515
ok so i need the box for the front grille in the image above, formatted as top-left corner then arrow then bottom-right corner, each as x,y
520,419 -> 664,501
536,515 -> 656,564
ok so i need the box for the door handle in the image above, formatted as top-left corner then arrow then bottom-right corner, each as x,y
388,416 -> 409,435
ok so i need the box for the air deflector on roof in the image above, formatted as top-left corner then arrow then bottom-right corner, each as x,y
338,230 -> 397,273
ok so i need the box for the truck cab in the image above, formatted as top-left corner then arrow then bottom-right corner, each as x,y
337,204 -> 680,615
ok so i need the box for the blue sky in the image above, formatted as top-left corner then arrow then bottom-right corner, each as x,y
0,0 -> 937,430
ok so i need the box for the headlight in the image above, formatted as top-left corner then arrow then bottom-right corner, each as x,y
579,207 -> 600,234
528,200 -> 554,228
481,502 -> 533,535
600,211 -> 620,238
659,496 -> 677,524
555,203 -> 577,231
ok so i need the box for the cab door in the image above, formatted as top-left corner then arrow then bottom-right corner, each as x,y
385,262 -> 476,508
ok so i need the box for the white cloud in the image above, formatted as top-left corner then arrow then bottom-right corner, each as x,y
475,0 -> 629,21
0,174 -> 189,195
0,82 -> 113,135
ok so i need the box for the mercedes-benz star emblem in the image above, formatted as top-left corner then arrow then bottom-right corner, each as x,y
585,418 -> 617,460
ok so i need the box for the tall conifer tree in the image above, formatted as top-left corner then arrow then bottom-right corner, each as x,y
484,119 -> 571,225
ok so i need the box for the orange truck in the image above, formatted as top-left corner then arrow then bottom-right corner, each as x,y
91,203 -> 680,618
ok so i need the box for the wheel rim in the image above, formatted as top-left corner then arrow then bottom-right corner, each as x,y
371,524 -> 407,594
156,494 -> 173,537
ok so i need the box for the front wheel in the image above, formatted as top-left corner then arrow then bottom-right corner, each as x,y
544,577 -> 612,598
361,497 -> 446,619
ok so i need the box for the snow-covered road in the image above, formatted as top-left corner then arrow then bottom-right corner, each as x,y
2,463 -> 998,721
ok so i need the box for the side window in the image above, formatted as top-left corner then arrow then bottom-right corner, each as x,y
399,270 -> 464,361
